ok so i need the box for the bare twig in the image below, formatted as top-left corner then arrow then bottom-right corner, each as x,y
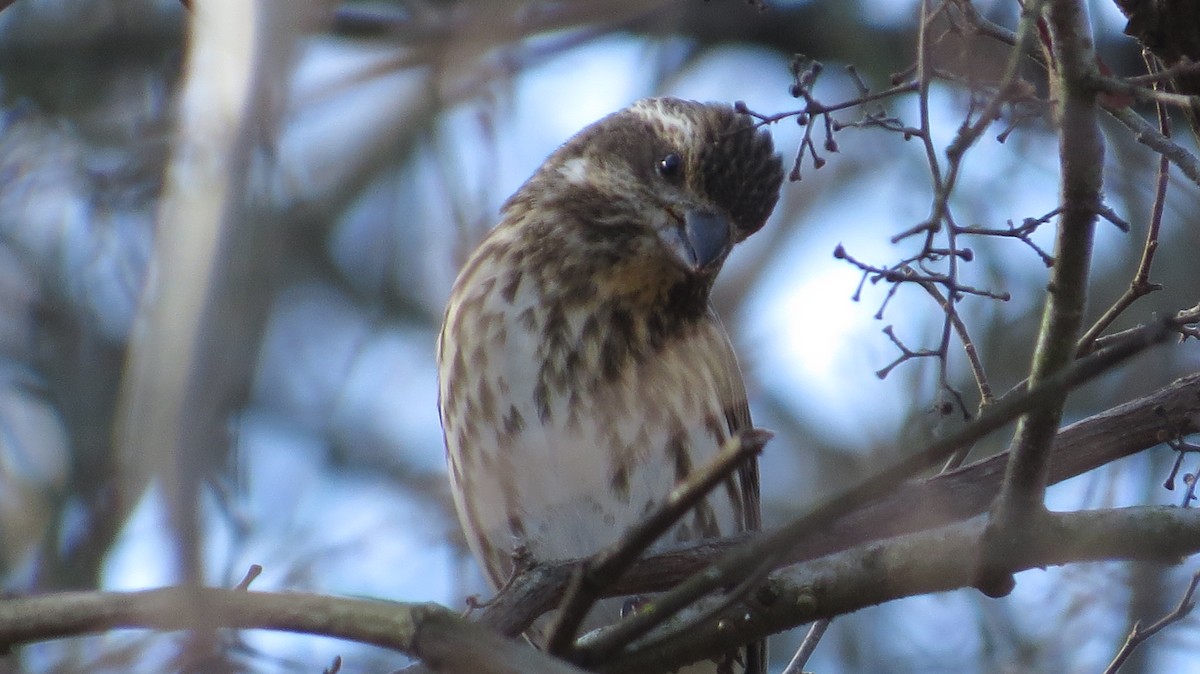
467,369 -> 1200,643
1086,302 -> 1200,354
599,507 -> 1200,673
545,430 -> 770,656
958,213 -> 1056,266
1106,105 -> 1200,187
233,565 -> 262,592
1077,59 -> 1172,357
1102,570 -> 1200,674
1126,58 -> 1200,86
780,618 -> 829,674
917,0 -> 975,422
913,271 -> 994,410
737,80 -> 920,126
829,0 -> 1046,419
955,0 -> 1200,188
737,52 -> 926,184
570,321 -> 1170,665
834,246 -> 1010,302
1089,73 -> 1200,110
876,324 -> 941,379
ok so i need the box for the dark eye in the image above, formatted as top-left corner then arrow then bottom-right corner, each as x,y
657,153 -> 683,179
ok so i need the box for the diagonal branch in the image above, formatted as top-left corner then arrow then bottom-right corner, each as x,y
472,366 -> 1200,643
545,429 -> 769,656
599,506 -> 1200,673
1077,60 -> 1173,357
1,507 -> 1197,674
570,321 -> 1168,665
1102,569 -> 1200,674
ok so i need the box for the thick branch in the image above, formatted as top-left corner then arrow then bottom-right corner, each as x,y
601,506 -> 1200,672
1,510 -> 1195,674
4,374 -> 1196,674
985,0 -> 1104,588
475,370 -> 1200,637
571,323 -> 1166,663
0,590 -> 587,674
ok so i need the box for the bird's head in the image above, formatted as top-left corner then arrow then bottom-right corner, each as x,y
507,97 -> 783,310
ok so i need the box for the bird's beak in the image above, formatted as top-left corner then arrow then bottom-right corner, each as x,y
660,209 -> 733,273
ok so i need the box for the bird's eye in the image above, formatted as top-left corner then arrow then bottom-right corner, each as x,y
657,153 -> 683,179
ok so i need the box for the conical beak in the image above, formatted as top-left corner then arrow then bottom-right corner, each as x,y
659,209 -> 733,273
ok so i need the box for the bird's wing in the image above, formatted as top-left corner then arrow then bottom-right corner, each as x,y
708,307 -> 761,534
707,307 -> 765,674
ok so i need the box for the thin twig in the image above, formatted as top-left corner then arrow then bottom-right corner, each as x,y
833,0 -> 1041,419
958,212 -> 1057,266
1077,57 -> 1171,357
600,507 -> 1200,673
1106,106 -> 1200,187
1090,73 -> 1200,110
1126,58 -> 1200,85
571,321 -> 1170,666
233,565 -> 262,592
955,0 -> 1200,188
1085,302 -> 1200,354
1102,570 -> 1200,674
739,81 -> 921,126
835,246 -> 1010,301
545,430 -> 770,656
914,270 -> 994,409
914,0 -> 975,423
469,369 -> 1200,646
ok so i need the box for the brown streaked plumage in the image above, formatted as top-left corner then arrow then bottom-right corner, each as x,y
438,97 -> 783,674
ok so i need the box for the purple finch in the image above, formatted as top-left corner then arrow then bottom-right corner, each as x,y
438,97 -> 783,673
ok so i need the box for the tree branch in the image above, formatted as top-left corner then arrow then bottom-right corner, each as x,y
4,371 -> 1197,674
473,368 -> 1200,640
0,589 -> 588,674
983,0 -> 1104,594
546,429 -> 769,656
600,506 -> 1200,673
1105,105 -> 1200,186
569,321 -> 1168,664
1102,569 -> 1200,674
1,510 -> 1195,674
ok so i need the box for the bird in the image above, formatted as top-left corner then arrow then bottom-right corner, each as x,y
437,97 -> 783,673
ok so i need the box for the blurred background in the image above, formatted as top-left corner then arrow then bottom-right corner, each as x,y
0,0 -> 1198,672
